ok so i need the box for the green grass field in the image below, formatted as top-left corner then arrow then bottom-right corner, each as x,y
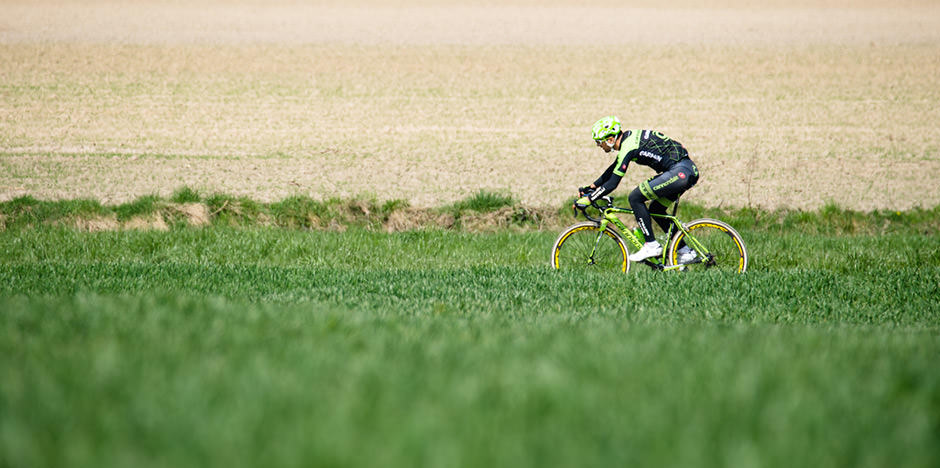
2,209 -> 939,467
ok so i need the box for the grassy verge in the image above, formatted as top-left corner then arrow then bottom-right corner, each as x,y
2,189 -> 939,235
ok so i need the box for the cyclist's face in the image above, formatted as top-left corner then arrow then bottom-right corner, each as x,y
596,137 -> 614,153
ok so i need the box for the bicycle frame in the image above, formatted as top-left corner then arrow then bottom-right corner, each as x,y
578,198 -> 713,271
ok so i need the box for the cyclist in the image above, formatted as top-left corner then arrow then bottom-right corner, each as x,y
575,116 -> 700,262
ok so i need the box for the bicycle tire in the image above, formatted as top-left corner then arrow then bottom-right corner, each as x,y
551,222 -> 630,273
666,218 -> 748,273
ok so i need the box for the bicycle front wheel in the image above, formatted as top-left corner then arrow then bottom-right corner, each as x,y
666,218 -> 748,273
551,222 -> 630,273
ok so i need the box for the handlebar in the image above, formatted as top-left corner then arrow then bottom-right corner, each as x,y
573,195 -> 614,223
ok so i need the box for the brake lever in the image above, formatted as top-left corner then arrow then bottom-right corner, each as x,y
591,196 -> 613,209
573,195 -> 610,222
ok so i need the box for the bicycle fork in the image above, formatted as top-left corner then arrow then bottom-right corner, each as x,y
585,218 -> 613,265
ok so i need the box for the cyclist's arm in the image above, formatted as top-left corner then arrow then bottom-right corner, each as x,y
588,144 -> 635,200
588,169 -> 623,200
591,161 -> 616,188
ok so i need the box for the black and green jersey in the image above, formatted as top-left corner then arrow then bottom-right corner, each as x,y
589,130 -> 692,201
613,129 -> 689,175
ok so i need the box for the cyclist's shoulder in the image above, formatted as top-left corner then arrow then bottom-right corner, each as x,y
641,129 -> 672,139
620,129 -> 642,149
640,130 -> 686,148
624,129 -> 670,143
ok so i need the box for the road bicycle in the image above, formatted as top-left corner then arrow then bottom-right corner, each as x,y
551,196 -> 748,273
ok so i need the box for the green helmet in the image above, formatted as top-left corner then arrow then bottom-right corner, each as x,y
591,116 -> 621,141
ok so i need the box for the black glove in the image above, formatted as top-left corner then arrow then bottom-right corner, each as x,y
578,186 -> 593,197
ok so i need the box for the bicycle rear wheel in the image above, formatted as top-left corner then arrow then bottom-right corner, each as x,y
551,222 -> 630,273
666,218 -> 748,273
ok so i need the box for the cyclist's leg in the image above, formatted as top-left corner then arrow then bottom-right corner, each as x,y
627,188 -> 656,242
651,198 -> 690,251
649,201 -> 673,233
632,162 -> 698,243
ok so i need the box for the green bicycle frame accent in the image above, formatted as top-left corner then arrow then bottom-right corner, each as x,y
595,206 -> 711,271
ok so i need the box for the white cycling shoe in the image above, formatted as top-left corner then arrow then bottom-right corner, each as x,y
677,246 -> 698,264
629,241 -> 663,262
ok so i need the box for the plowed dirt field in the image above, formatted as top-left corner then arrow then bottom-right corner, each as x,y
2,0 -> 938,209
